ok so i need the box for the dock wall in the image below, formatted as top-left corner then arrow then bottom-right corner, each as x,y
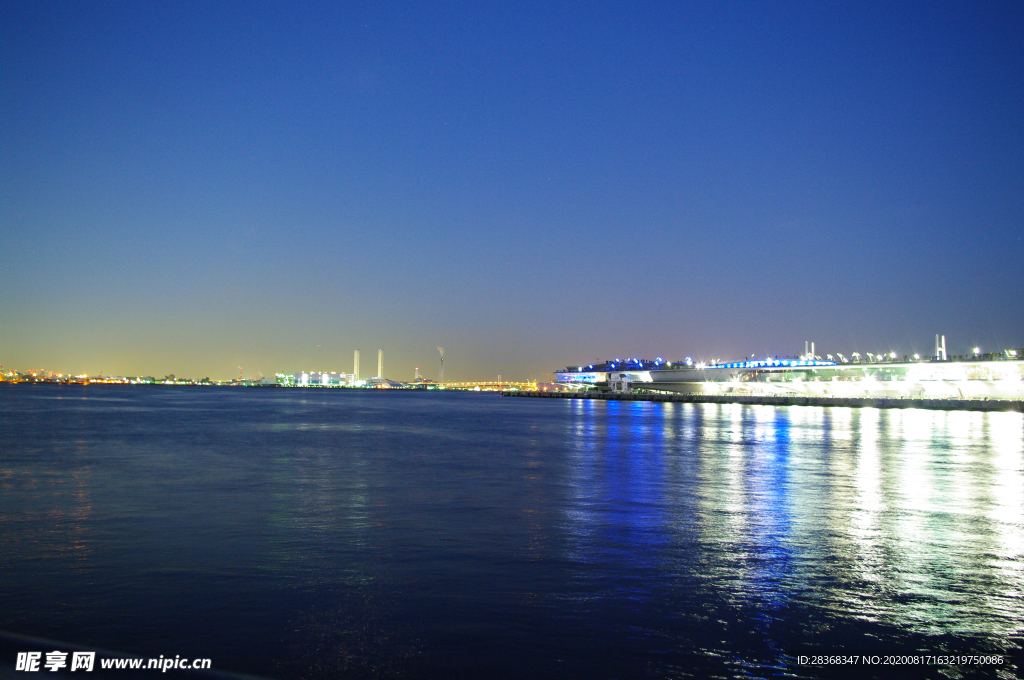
503,391 -> 1023,413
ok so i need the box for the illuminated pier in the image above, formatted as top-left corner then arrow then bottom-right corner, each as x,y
549,345 -> 1024,407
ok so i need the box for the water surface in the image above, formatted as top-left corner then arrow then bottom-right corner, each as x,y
1,386 -> 1021,678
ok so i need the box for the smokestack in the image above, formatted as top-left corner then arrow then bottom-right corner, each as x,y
805,341 -> 808,358
354,349 -> 360,380
811,342 -> 815,358
414,367 -> 419,380
941,335 -> 947,361
377,349 -> 383,379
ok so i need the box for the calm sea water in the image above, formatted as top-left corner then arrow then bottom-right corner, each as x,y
1,385 -> 1021,679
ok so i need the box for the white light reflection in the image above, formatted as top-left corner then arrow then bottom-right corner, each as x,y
987,412 -> 1024,535
692,404 -> 754,608
559,398 -> 1024,647
982,412 -> 1024,627
851,406 -> 884,590
852,408 -> 1024,636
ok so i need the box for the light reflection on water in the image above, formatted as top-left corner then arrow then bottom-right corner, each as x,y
561,401 -> 1023,644
1,387 -> 1021,679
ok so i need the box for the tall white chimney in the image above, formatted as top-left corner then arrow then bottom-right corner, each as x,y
377,349 -> 383,379
354,349 -> 360,380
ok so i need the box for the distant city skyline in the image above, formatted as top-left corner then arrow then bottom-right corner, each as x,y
3,2 -> 1021,381
4,333 -> 1020,384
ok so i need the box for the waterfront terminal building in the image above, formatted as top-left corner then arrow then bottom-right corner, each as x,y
556,350 -> 1024,401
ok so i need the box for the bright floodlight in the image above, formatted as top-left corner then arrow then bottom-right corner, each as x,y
973,347 -> 980,354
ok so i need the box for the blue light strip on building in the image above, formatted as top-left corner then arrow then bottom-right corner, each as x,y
704,360 -> 836,370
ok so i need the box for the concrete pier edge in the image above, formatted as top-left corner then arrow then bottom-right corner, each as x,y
501,391 -> 1024,413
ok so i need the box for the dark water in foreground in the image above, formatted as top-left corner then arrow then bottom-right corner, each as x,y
1,386 -> 1021,679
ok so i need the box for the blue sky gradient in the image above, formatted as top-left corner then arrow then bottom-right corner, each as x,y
3,1 -> 1021,380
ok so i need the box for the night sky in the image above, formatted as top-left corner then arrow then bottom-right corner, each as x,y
3,1 -> 1021,381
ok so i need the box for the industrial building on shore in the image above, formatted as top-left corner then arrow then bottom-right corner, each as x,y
556,337 -> 1024,402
